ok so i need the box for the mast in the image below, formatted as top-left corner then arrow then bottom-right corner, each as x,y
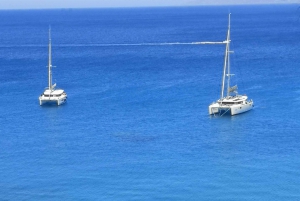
48,27 -> 52,91
220,13 -> 231,99
226,14 -> 231,97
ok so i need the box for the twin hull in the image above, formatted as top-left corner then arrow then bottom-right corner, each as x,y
39,96 -> 67,106
209,102 -> 253,116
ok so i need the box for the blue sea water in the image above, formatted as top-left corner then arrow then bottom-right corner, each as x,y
0,5 -> 300,200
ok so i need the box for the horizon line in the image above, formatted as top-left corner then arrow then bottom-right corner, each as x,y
0,3 -> 297,11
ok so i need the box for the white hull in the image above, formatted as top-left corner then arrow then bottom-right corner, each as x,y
39,95 -> 67,106
209,100 -> 253,116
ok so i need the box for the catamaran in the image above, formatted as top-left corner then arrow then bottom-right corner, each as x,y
209,14 -> 253,116
39,28 -> 67,106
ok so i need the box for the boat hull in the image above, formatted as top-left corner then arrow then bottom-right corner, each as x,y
209,101 -> 253,116
230,102 -> 253,115
39,96 -> 67,106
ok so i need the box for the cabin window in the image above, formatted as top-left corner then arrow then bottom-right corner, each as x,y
222,102 -> 234,105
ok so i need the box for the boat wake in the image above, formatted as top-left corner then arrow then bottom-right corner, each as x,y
56,42 -> 207,47
0,41 -> 224,48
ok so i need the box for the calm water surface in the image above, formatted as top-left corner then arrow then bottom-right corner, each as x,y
0,5 -> 300,200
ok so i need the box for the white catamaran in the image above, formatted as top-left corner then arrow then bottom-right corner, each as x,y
209,14 -> 253,116
39,28 -> 67,106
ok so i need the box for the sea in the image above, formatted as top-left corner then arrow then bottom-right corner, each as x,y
0,4 -> 300,200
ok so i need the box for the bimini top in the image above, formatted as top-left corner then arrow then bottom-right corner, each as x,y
43,89 -> 65,96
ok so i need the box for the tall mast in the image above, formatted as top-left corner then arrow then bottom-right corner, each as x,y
48,27 -> 52,91
226,14 -> 231,97
220,13 -> 231,99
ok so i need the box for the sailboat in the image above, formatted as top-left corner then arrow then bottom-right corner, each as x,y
39,28 -> 67,106
209,14 -> 253,116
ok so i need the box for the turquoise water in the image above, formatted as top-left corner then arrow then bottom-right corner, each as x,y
0,5 -> 300,200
